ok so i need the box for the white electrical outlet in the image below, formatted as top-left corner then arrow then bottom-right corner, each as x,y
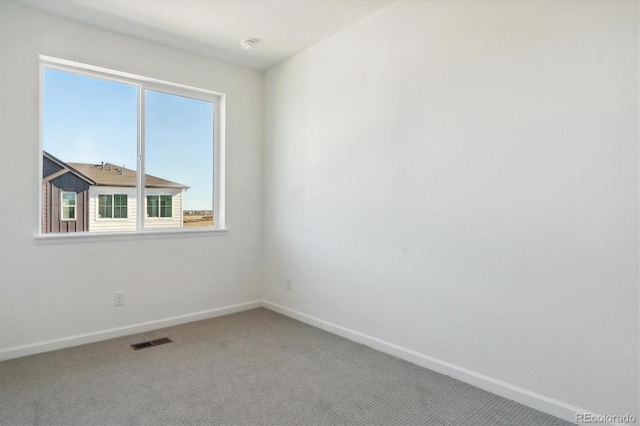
114,291 -> 125,306
285,277 -> 293,290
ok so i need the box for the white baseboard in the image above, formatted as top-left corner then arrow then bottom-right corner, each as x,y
0,300 -> 262,361
261,300 -> 598,425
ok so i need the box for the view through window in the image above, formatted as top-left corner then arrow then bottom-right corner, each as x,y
41,60 -> 220,235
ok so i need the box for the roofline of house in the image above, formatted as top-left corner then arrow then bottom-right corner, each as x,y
146,184 -> 190,190
92,183 -> 190,189
43,151 -> 96,185
43,152 -> 190,190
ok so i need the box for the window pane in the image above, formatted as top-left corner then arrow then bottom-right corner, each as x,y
147,195 -> 159,218
114,194 -> 125,206
42,67 -> 137,233
98,194 -> 113,219
62,192 -> 76,206
113,194 -> 127,218
160,195 -> 172,218
144,90 -> 213,228
62,206 -> 75,220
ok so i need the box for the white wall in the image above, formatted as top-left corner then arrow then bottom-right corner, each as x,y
263,0 -> 638,420
0,2 -> 263,352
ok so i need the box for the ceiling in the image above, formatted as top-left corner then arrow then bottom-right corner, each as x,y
17,0 -> 395,70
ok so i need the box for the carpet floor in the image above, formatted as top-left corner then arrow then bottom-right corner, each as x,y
0,308 -> 573,425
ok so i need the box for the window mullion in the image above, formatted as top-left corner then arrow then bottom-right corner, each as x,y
137,84 -> 145,231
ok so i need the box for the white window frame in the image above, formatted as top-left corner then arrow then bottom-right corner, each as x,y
38,56 -> 226,240
60,191 -> 76,221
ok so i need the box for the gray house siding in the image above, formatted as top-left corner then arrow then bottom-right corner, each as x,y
42,155 -> 90,233
43,156 -> 62,178
45,174 -> 90,233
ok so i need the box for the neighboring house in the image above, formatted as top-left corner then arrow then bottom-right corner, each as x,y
42,151 -> 189,233
42,152 -> 94,233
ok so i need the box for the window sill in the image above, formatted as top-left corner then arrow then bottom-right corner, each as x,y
34,227 -> 229,244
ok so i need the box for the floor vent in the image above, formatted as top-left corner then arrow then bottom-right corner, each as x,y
131,337 -> 173,350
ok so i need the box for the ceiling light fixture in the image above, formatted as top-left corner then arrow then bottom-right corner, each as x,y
241,39 -> 256,50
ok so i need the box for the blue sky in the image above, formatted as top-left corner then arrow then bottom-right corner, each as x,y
43,68 -> 214,210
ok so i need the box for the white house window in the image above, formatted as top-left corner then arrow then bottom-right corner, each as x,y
98,195 -> 111,219
113,194 -> 127,219
39,56 -> 224,236
98,194 -> 127,219
146,195 -> 172,218
61,192 -> 76,220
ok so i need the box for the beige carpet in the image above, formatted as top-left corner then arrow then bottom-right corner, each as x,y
0,308 -> 573,425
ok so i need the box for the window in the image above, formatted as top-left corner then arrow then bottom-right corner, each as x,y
146,195 -> 172,218
61,192 -> 76,220
114,194 -> 128,219
98,194 -> 127,219
98,195 -> 112,219
40,56 -> 224,235
147,195 -> 159,218
161,195 -> 172,218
